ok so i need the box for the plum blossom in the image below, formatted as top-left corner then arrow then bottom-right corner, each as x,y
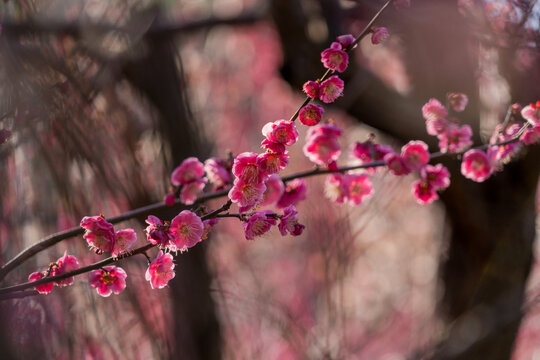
421,164 -> 450,189
243,211 -> 277,240
438,124 -> 473,153
233,152 -> 266,184
426,117 -> 449,136
321,43 -> 349,72
412,180 -> 438,204
345,173 -> 373,205
257,151 -> 289,175
371,27 -> 389,45
164,193 -> 176,206
171,157 -> 205,186
53,251 -> 80,287
298,104 -> 324,126
319,75 -> 344,103
521,124 -> 540,145
89,266 -> 127,297
278,206 -> 305,236
303,80 -> 319,99
303,123 -> 342,165
489,123 -> 522,163
336,34 -> 356,49
111,229 -> 137,258
448,93 -> 469,112
146,251 -> 176,289
324,173 -> 348,203
180,178 -> 207,205
262,120 -> 299,146
228,178 -> 266,212
277,179 -> 307,208
261,138 -> 286,154
350,140 -> 392,173
521,101 -> 540,125
80,215 -> 115,254
145,215 -> 174,249
384,152 -> 411,176
28,271 -> 54,294
461,149 -> 493,182
422,98 -> 448,122
401,140 -> 430,171
204,158 -> 231,190
260,174 -> 285,206
169,210 -> 204,251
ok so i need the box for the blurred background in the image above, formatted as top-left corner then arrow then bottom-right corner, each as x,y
0,0 -> 539,359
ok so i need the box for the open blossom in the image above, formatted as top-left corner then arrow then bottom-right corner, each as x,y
262,120 -> 299,146
421,164 -> 450,189
89,266 -> 127,297
303,123 -> 342,165
448,93 -> 469,112
345,173 -> 373,205
278,205 -> 305,236
325,173 -> 348,203
146,251 -> 175,289
461,149 -> 493,182
29,271 -> 54,294
298,104 -> 324,126
145,215 -> 173,249
257,151 -> 289,175
521,101 -> 540,125
426,117 -> 449,136
164,193 -> 176,206
303,80 -> 319,99
521,124 -> 540,145
277,178 -> 307,208
337,34 -> 356,49
233,152 -> 266,184
261,138 -> 286,154
371,27 -> 389,45
111,229 -> 137,258
243,211 -> 277,241
321,43 -> 349,72
351,140 -> 393,173
319,75 -> 344,103
204,158 -> 231,190
412,180 -> 438,204
169,210 -> 204,251
53,251 -> 80,287
80,215 -> 115,254
384,152 -> 411,175
401,140 -> 430,171
438,124 -> 473,153
489,123 -> 522,163
260,174 -> 285,206
228,178 -> 266,212
422,98 -> 448,122
180,178 -> 207,205
171,157 -> 205,186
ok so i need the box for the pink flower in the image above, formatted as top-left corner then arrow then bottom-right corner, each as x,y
89,266 -> 127,297
260,174 -> 285,206
426,118 -> 449,136
461,149 -> 493,182
303,123 -> 342,165
169,210 -> 204,251
336,34 -> 356,49
421,164 -> 450,189
228,178 -> 266,211
448,93 -> 469,112
52,251 -> 80,287
521,101 -> 540,125
422,98 -> 448,122
321,46 -> 349,72
371,27 -> 389,45
350,141 -> 393,172
324,173 -> 348,203
303,81 -> 319,99
232,152 -> 266,184
164,193 -> 176,206
202,218 -> 219,241
145,215 -> 174,249
412,180 -> 438,204
384,152 -> 411,175
243,211 -> 277,241
437,124 -> 473,153
80,215 -> 115,254
256,151 -> 289,175
278,206 -> 305,236
204,158 -> 231,190
489,123 -> 522,163
298,104 -> 324,126
262,120 -> 299,146
261,138 -> 286,154
345,173 -> 373,205
145,251 -> 175,289
521,124 -> 540,145
29,271 -> 54,294
401,140 -> 430,171
111,229 -> 137,258
319,75 -> 344,103
277,178 -> 307,208
171,157 -> 205,186
180,178 -> 207,205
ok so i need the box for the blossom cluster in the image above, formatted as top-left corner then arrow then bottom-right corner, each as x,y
28,251 -> 80,294
80,215 -> 137,257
